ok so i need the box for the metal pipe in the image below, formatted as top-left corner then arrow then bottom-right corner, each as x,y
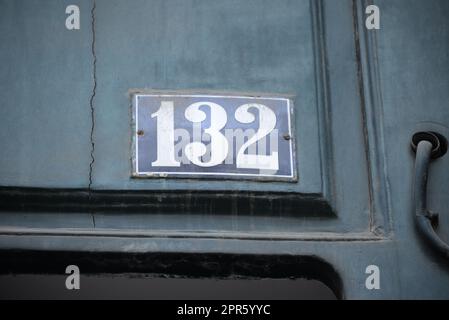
413,138 -> 449,259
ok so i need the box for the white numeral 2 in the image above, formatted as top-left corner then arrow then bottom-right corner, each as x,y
235,104 -> 278,171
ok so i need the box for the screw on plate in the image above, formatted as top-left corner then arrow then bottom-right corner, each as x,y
137,130 -> 144,136
411,131 -> 448,159
283,134 -> 291,141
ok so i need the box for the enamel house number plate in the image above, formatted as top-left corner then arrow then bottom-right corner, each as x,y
132,94 -> 297,181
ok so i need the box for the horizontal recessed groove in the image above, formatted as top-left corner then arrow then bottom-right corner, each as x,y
0,226 -> 385,242
0,187 -> 334,217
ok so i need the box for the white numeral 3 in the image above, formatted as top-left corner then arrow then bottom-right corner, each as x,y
184,102 -> 229,167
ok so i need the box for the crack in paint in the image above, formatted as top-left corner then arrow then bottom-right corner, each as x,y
88,0 -> 97,228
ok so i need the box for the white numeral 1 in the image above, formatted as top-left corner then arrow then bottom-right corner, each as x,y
151,101 -> 181,167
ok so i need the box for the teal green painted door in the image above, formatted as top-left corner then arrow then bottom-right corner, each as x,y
0,0 -> 448,299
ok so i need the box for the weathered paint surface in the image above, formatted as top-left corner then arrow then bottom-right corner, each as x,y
0,0 -> 93,187
0,0 -> 448,299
